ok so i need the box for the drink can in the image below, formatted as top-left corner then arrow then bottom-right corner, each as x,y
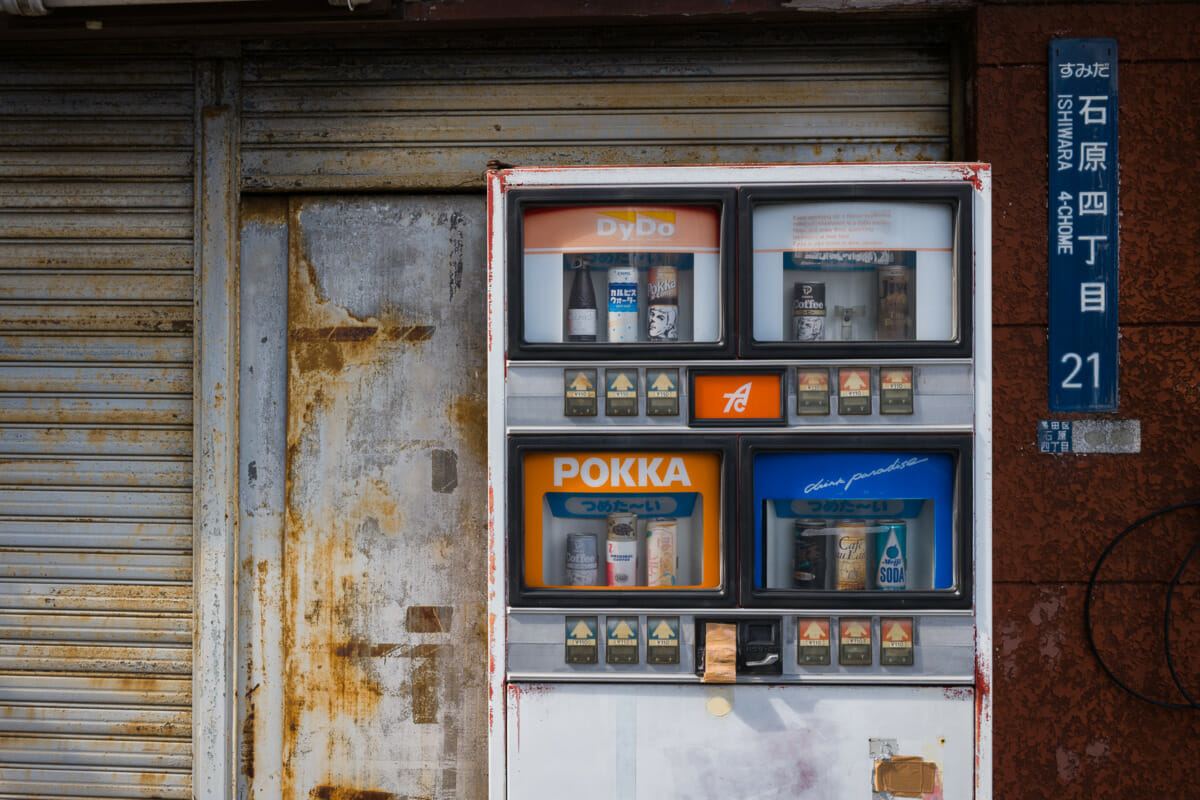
647,265 -> 679,342
874,520 -> 907,590
793,518 -> 827,589
792,281 -> 826,341
876,265 -> 913,340
834,519 -> 867,590
606,512 -> 638,586
646,518 -> 677,586
565,532 -> 599,586
607,265 -> 639,342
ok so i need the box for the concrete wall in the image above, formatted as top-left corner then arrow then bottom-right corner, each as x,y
976,3 -> 1200,796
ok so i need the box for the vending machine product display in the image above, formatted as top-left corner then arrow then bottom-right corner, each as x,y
487,164 -> 992,799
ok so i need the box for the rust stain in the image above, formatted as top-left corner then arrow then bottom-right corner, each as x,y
309,787 -> 400,800
290,325 -> 436,345
410,643 -> 442,725
406,605 -> 453,633
293,325 -> 380,343
241,194 -> 289,226
284,203 -> 442,795
448,394 -> 487,463
241,689 -> 256,780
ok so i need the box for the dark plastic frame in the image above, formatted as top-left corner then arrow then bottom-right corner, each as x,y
737,434 -> 974,610
508,434 -> 737,608
737,183 -> 975,359
505,187 -> 737,360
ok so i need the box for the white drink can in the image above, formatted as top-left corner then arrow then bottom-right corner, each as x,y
646,518 -> 678,586
606,512 -> 638,586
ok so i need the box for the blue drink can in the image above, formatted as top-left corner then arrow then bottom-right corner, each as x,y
874,520 -> 907,590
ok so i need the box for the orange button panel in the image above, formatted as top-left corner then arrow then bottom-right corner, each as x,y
691,370 -> 785,425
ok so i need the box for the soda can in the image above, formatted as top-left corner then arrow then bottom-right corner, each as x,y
646,518 -> 678,586
874,520 -> 907,590
792,518 -> 827,589
607,265 -> 639,342
565,532 -> 599,586
792,281 -> 826,341
834,519 -> 867,590
647,265 -> 679,342
876,265 -> 913,340
606,512 -> 638,586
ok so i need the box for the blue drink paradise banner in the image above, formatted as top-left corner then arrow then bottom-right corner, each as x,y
1049,39 -> 1119,411
752,451 -> 955,589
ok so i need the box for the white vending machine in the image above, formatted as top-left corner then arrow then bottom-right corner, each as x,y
486,163 -> 992,799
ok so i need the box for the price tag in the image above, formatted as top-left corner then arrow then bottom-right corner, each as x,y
605,369 -> 639,417
797,617 -> 831,666
564,369 -> 597,417
645,368 -> 680,417
646,616 -> 680,665
837,367 -> 872,416
880,617 -> 915,667
880,367 -> 914,415
795,367 -> 831,416
839,617 -> 873,666
605,616 -> 639,664
565,616 -> 598,664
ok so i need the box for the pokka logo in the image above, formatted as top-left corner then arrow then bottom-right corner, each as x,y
803,456 -> 929,495
596,210 -> 677,240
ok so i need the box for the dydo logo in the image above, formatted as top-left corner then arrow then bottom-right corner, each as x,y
596,210 -> 677,241
553,456 -> 692,488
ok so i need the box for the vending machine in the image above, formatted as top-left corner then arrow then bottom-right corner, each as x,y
486,164 -> 991,799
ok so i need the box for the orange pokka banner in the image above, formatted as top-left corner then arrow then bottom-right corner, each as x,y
522,450 -> 723,589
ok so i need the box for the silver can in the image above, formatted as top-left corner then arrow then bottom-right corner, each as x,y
566,532 -> 599,586
792,281 -> 826,341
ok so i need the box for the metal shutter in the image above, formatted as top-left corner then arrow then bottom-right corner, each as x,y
0,56 -> 194,798
241,26 -> 954,191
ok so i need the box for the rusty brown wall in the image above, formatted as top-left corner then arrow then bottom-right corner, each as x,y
976,3 -> 1200,796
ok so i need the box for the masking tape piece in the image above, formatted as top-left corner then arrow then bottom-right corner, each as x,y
873,756 -> 937,797
701,622 -> 737,683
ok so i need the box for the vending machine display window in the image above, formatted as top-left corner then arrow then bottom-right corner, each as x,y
740,436 -> 972,609
738,184 -> 974,358
506,188 -> 736,359
509,436 -> 735,607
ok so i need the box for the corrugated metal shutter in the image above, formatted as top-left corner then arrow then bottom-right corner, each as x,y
241,26 -> 954,191
0,56 -> 194,798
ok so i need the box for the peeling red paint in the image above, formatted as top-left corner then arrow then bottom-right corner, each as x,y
948,163 -> 987,193
943,686 -> 973,702
507,683 -> 555,751
975,644 -> 993,795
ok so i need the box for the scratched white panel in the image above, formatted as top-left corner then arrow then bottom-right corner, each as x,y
507,683 -> 975,800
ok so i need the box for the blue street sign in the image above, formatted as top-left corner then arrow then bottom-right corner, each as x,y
1049,39 -> 1119,411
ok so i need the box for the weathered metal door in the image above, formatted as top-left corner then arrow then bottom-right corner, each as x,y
239,195 -> 487,799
